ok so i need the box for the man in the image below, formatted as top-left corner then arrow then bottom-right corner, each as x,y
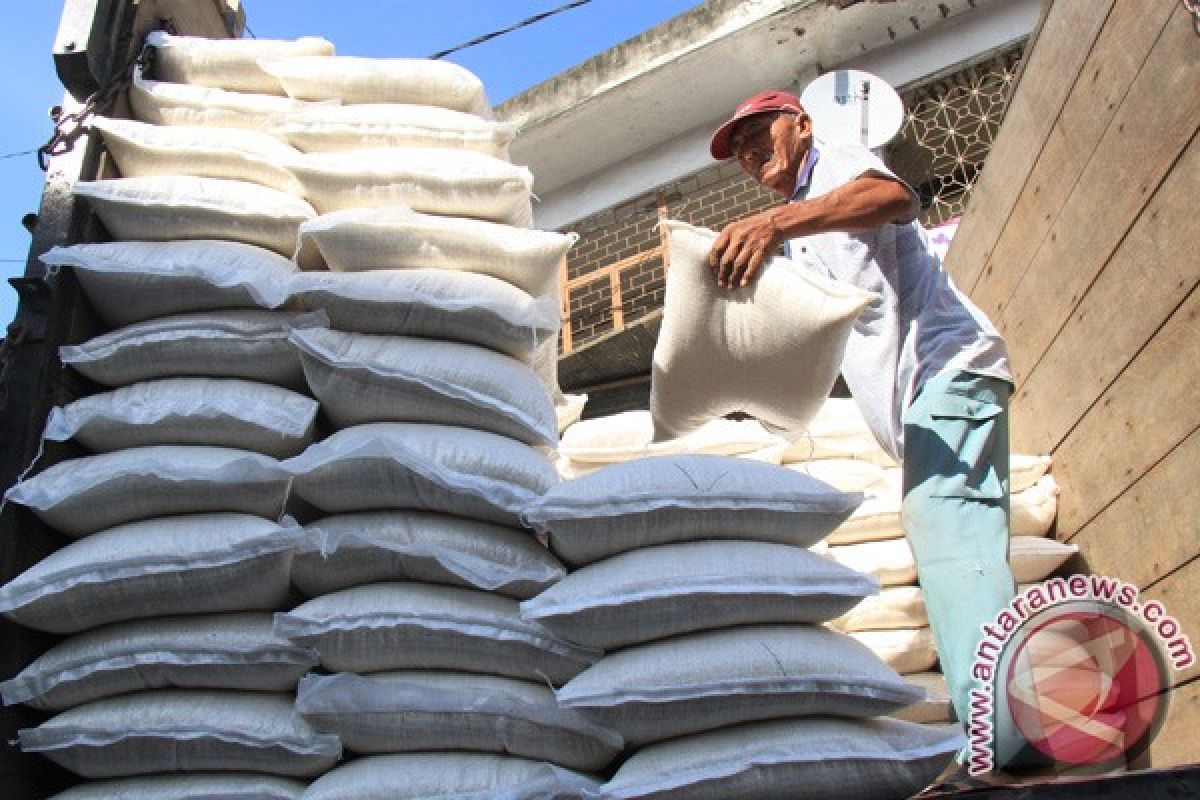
708,90 -> 1017,779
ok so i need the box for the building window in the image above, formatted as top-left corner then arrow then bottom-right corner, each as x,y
889,46 -> 1025,228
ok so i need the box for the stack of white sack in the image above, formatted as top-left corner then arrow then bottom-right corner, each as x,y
555,410 -> 789,479
0,35 -> 363,791
521,454 -> 964,798
785,395 -> 1066,725
111,33 -> 611,798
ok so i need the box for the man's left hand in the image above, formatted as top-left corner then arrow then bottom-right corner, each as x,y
708,209 -> 785,289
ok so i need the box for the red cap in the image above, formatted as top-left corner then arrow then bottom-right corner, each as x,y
709,90 -> 803,160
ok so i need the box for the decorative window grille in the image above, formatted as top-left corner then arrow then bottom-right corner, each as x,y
891,46 -> 1025,227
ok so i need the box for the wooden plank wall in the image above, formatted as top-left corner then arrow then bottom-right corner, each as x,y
943,0 -> 1200,767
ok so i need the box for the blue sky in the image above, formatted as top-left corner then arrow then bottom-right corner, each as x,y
0,1 -> 701,329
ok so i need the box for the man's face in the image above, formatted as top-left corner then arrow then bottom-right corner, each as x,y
729,110 -> 812,198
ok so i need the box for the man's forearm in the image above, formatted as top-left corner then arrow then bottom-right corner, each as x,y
772,175 -> 918,239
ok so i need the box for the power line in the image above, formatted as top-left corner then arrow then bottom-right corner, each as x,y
428,0 -> 593,59
0,149 -> 39,162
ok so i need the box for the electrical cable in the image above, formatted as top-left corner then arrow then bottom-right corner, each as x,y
428,0 -> 593,59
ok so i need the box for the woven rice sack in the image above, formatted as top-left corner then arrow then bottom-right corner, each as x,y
1010,536 -> 1078,583
289,147 -> 532,225
41,241 -> 296,327
4,446 -> 291,537
130,70 -> 336,131
275,102 -> 515,157
296,670 -> 621,770
90,116 -> 304,195
650,221 -> 874,440
285,269 -> 557,360
523,454 -> 860,567
18,690 -> 340,778
521,540 -> 877,650
556,625 -> 922,745
1012,474 -> 1059,537
0,514 -> 298,634
274,582 -> 598,682
283,422 -> 558,528
290,328 -> 556,445
825,491 -> 905,545
602,716 -> 960,800
829,586 -> 928,633
295,206 -> 574,297
1011,454 -> 1053,493
780,396 -> 896,466
260,56 -> 490,115
59,310 -> 320,389
301,753 -> 601,800
292,510 -> 563,599
147,31 -> 334,94
46,773 -> 306,800
44,378 -> 318,458
558,410 -> 783,465
848,628 -> 939,675
785,458 -> 890,494
890,671 -> 953,724
1,612 -> 318,710
824,537 -> 917,587
74,177 -> 315,258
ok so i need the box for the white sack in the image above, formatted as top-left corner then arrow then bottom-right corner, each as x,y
41,240 -> 296,327
130,70 -> 336,131
74,177 -> 315,257
521,540 -> 877,650
286,268 -> 558,360
849,628 -> 939,675
275,102 -> 515,157
292,510 -> 564,599
1011,536 -> 1078,583
829,586 -> 928,632
147,31 -> 334,94
90,116 -> 304,194
294,206 -> 574,297
786,458 -> 890,494
824,537 -> 917,587
4,446 -> 291,537
0,514 -> 298,634
18,690 -> 340,778
602,716 -> 961,800
826,491 -> 905,545
1,612 -> 318,710
1011,454 -> 1053,493
558,410 -> 783,465
59,310 -> 321,389
650,221 -> 874,440
781,396 -> 896,466
296,670 -> 621,771
556,624 -> 923,745
260,56 -> 490,116
44,378 -> 318,458
290,328 -> 556,446
891,671 -> 954,724
522,454 -> 860,566
301,753 -> 601,800
289,147 -> 532,225
47,773 -> 306,800
274,582 -> 598,683
1012,474 -> 1059,537
283,422 -> 558,528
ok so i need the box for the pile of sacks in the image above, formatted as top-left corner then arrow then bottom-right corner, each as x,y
0,32 -> 596,800
557,396 -> 1069,730
520,453 -> 964,797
